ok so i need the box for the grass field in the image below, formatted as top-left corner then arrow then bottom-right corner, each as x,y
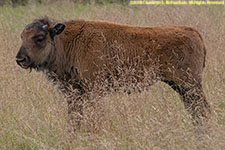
0,1 -> 225,150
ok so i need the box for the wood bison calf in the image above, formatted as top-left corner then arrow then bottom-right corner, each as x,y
16,17 -> 211,127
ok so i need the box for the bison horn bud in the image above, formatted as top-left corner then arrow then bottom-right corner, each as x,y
42,24 -> 48,30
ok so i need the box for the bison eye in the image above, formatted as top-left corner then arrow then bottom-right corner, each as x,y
34,36 -> 45,45
36,37 -> 45,42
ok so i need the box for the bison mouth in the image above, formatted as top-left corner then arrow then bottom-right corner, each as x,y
16,58 -> 42,72
16,48 -> 53,72
16,58 -> 32,69
18,63 -> 30,69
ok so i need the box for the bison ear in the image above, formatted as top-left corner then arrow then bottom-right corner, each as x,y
50,23 -> 65,38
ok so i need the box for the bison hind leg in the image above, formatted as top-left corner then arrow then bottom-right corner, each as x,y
162,79 -> 211,126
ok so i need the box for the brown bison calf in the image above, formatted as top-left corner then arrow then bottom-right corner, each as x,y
16,17 -> 211,126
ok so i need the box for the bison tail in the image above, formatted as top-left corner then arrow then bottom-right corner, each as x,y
203,46 -> 206,68
184,27 -> 206,68
193,29 -> 206,69
193,28 -> 206,69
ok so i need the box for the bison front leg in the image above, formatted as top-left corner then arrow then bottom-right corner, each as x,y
67,96 -> 84,130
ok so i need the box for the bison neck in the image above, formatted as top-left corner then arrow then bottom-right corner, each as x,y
45,36 -> 83,93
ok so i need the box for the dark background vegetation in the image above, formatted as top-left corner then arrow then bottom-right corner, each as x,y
0,0 -> 130,6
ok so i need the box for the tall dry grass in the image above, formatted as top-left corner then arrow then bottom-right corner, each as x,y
0,1 -> 224,150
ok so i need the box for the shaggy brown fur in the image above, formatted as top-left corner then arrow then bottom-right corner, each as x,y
16,17 -> 211,126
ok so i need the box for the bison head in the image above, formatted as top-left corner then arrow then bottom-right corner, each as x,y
16,17 -> 65,71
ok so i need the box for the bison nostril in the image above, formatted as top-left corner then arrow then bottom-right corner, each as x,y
16,57 -> 26,63
16,55 -> 29,65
